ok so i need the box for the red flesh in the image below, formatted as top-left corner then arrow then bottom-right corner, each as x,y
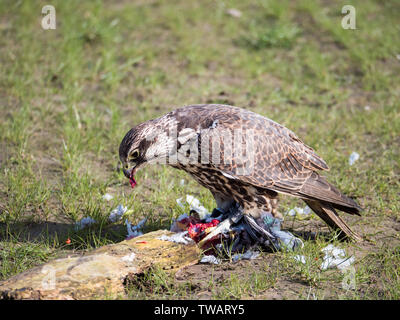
188,219 -> 220,242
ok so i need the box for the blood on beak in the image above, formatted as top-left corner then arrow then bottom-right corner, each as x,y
129,173 -> 137,188
123,166 -> 137,188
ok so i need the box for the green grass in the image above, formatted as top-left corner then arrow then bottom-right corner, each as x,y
0,233 -> 57,279
0,0 -> 399,299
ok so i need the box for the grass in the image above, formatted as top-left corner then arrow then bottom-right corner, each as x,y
0,0 -> 399,299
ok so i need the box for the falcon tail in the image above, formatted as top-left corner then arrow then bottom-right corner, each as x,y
294,173 -> 363,241
299,173 -> 362,216
304,200 -> 363,242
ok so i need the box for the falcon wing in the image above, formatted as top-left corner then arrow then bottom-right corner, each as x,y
193,104 -> 360,214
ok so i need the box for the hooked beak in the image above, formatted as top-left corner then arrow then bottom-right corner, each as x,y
122,164 -> 138,188
123,167 -> 133,179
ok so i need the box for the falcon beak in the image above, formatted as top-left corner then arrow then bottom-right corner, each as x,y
122,163 -> 138,188
122,162 -> 137,179
123,167 -> 133,179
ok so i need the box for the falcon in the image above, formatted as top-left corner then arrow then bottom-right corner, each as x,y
119,104 -> 362,241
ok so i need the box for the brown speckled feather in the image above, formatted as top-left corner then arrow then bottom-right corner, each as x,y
170,104 -> 362,240
170,105 -> 358,207
120,104 -> 362,241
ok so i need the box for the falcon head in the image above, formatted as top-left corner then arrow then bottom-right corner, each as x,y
119,120 -> 174,188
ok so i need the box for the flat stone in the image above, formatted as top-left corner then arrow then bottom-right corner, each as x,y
0,230 -> 201,300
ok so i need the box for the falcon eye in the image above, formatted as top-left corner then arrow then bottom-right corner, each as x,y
129,149 -> 140,161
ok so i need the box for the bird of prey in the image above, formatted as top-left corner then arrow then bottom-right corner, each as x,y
119,104 -> 362,242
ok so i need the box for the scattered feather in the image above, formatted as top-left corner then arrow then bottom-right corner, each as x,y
320,244 -> 355,270
176,195 -> 211,220
200,255 -> 221,265
292,245 -> 355,270
349,152 -> 360,166
226,8 -> 242,18
232,250 -> 260,262
75,217 -> 96,230
125,218 -> 147,240
157,231 -> 194,245
109,204 -> 127,222
286,206 -> 312,217
102,193 -> 113,201
294,255 -> 306,264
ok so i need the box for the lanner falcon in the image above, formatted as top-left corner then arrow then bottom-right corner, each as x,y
119,104 -> 362,241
